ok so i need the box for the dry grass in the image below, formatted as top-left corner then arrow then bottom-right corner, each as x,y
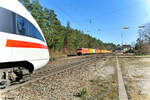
83,57 -> 118,100
119,57 -> 150,100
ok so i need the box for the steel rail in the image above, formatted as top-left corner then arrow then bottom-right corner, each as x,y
0,55 -> 100,95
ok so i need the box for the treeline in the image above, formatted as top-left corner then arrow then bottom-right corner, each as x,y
135,23 -> 150,54
103,43 -> 117,50
19,0 -> 115,56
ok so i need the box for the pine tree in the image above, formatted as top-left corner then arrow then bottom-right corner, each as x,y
18,0 -> 107,55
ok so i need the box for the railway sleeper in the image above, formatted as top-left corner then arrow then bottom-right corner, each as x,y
0,67 -> 31,89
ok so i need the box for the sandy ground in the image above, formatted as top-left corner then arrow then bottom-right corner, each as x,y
120,57 -> 150,100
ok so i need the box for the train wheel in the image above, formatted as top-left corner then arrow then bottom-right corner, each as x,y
0,70 -> 11,89
0,67 -> 31,89
18,67 -> 31,83
12,67 -> 31,83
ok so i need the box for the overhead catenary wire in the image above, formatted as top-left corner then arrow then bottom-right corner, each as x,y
39,0 -> 148,41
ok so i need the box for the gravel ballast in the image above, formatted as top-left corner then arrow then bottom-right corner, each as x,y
1,56 -> 118,100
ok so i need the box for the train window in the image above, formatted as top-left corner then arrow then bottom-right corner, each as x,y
30,23 -> 36,38
16,15 -> 45,42
16,15 -> 29,36
30,23 -> 45,42
0,7 -> 44,42
0,7 -> 15,33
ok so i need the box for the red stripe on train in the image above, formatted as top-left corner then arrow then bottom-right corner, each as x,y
6,39 -> 48,49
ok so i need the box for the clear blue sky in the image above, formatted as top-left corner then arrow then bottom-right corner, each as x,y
39,0 -> 150,45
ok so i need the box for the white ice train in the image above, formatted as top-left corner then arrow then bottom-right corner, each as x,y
0,0 -> 49,87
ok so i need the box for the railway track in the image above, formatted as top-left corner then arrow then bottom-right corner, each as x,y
0,55 -> 102,95
2,54 -> 134,100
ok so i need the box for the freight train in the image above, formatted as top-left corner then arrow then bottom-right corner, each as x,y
77,48 -> 112,55
0,0 -> 49,88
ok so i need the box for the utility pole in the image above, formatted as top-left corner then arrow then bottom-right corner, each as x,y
138,26 -> 145,50
97,29 -> 101,40
122,27 -> 129,47
139,29 -> 142,49
121,33 -> 123,46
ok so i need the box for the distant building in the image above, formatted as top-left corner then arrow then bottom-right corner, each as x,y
113,45 -> 133,54
113,47 -> 124,54
122,45 -> 131,52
